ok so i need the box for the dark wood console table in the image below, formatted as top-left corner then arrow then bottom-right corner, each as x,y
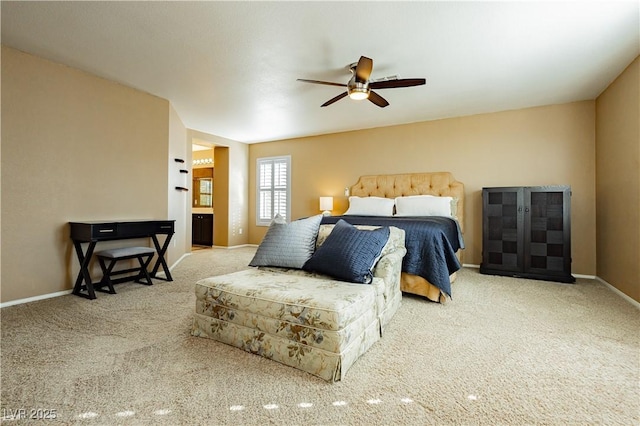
70,220 -> 175,299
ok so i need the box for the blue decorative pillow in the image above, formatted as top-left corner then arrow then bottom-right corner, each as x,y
249,214 -> 322,269
303,219 -> 390,284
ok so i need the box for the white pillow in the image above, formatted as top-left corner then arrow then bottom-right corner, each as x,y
344,196 -> 395,216
394,195 -> 455,217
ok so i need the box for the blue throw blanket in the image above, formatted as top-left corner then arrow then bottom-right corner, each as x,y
320,215 -> 464,297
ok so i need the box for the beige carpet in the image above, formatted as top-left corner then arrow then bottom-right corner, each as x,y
1,247 -> 639,425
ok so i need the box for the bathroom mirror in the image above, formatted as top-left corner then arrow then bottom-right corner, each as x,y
193,177 -> 213,207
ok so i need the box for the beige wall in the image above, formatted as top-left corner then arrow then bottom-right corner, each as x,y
1,46 -> 186,303
596,56 -> 640,303
249,101 -> 597,276
168,104 -> 190,262
3,43 -> 633,304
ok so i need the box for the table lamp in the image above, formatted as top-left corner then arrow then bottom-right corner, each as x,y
319,196 -> 333,216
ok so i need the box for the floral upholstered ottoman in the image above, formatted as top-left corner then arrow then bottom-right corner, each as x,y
191,220 -> 406,382
192,268 -> 384,382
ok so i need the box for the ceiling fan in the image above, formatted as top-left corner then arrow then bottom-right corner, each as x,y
297,56 -> 426,108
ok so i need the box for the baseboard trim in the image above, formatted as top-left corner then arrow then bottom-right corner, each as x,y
464,265 -> 637,309
463,264 -> 595,280
4,260 -> 637,309
1,289 -> 73,308
2,252 -> 194,308
154,252 -> 191,280
596,276 -> 640,310
573,273 -> 597,280
211,244 -> 258,249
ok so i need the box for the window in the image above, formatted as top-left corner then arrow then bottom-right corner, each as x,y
256,156 -> 291,226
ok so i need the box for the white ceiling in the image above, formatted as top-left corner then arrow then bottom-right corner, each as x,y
2,1 -> 638,144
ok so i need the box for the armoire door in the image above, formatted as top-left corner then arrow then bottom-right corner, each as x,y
523,186 -> 573,282
481,187 -> 524,273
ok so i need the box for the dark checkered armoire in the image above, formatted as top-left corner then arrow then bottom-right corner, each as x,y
480,186 -> 575,283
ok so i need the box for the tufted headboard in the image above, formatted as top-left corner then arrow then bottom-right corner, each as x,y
349,172 -> 465,233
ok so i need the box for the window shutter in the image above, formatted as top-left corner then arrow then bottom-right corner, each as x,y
256,156 -> 290,225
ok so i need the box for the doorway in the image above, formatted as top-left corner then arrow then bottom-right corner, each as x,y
192,141 -> 215,249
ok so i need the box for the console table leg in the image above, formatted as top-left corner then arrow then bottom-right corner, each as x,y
72,241 -> 97,300
150,234 -> 173,281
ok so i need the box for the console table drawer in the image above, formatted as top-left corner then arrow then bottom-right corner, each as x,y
70,222 -> 118,241
154,221 -> 175,234
94,224 -> 118,236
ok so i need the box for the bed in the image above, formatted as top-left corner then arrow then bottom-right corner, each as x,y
320,172 -> 465,302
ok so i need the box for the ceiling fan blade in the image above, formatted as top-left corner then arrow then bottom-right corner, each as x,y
321,92 -> 348,107
355,56 -> 373,81
297,79 -> 346,88
369,78 -> 426,89
368,91 -> 389,108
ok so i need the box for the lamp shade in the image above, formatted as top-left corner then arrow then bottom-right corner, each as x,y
319,196 -> 333,213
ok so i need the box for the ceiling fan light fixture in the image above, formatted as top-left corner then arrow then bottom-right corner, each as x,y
347,80 -> 370,100
348,89 -> 369,100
